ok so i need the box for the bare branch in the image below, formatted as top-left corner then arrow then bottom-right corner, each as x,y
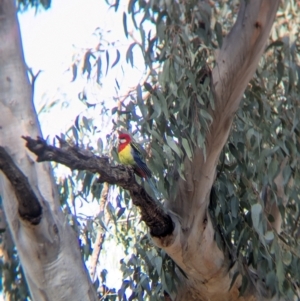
27,67 -> 42,95
89,182 -> 109,281
0,146 -> 42,224
90,231 -> 105,281
22,136 -> 174,237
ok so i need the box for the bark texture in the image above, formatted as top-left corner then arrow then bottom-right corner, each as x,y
0,0 -> 282,301
0,146 -> 42,223
21,1 -> 281,300
0,1 -> 97,300
154,1 -> 281,300
22,136 -> 174,237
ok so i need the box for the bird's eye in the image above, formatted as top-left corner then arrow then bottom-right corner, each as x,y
119,139 -> 126,144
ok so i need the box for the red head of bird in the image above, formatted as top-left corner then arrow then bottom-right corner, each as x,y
118,132 -> 131,152
117,132 -> 152,179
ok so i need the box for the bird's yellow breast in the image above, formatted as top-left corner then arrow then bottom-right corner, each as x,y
118,144 -> 135,165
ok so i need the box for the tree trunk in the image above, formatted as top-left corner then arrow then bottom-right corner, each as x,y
0,0 -> 283,300
153,1 -> 280,300
0,1 -> 97,300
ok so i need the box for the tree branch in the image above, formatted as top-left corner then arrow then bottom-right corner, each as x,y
90,231 -> 105,281
0,146 -> 42,224
210,0 -> 280,153
172,0 -> 280,227
160,2 -> 281,299
22,136 -> 174,237
89,182 -> 109,281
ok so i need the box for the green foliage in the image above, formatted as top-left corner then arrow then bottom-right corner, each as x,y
210,2 -> 300,297
17,0 -> 51,11
110,0 -> 221,198
51,0 -> 300,300
0,231 -> 30,300
2,1 -> 300,300
118,235 -> 179,301
104,1 -> 299,299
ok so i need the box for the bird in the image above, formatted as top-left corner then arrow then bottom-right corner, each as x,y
117,132 -> 160,198
117,132 -> 152,179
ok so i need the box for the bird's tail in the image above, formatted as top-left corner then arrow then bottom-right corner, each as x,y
146,177 -> 161,199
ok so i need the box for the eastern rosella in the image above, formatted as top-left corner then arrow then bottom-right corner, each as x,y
118,132 -> 160,198
118,132 -> 151,179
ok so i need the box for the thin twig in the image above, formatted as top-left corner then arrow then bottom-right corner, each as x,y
89,183 -> 110,281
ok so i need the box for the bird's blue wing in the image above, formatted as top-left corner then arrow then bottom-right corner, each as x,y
131,142 -> 152,178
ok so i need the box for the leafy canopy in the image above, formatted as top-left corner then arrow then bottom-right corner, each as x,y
73,0 -> 300,299
66,1 -> 300,299
1,0 -> 300,300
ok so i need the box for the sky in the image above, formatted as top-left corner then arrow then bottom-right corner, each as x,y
17,0 -> 144,291
19,0 -> 144,137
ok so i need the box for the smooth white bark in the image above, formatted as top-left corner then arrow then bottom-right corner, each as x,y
0,1 -> 97,300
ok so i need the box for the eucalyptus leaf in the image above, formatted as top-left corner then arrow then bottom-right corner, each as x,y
251,203 -> 262,232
